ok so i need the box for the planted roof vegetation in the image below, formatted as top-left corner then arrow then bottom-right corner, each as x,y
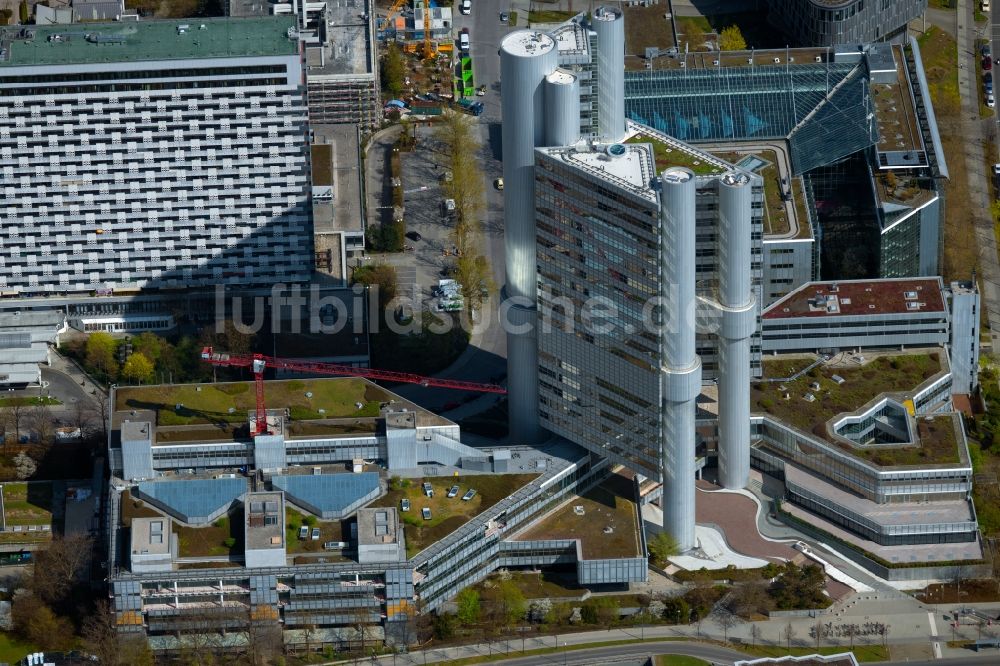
752,353 -> 961,465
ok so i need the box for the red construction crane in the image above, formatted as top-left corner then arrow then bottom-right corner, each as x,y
200,347 -> 506,436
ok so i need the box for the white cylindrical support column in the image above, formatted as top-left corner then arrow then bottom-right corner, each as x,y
592,6 -> 626,143
716,171 -> 756,490
659,167 -> 700,553
500,31 -> 558,445
544,69 -> 580,147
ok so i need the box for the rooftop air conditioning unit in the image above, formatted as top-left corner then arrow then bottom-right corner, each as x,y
713,59 -> 720,66
679,61 -> 686,67
747,57 -> 753,64
815,55 -> 822,62
773,57 -> 781,64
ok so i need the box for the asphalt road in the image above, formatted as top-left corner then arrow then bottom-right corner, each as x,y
478,641 -> 746,666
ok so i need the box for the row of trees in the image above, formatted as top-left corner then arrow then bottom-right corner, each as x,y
434,111 -> 495,314
675,18 -> 747,51
67,323 -> 254,387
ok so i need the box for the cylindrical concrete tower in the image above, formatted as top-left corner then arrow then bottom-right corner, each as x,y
500,31 -> 559,444
659,167 -> 701,552
592,6 -> 626,143
716,172 -> 756,490
544,69 -> 580,147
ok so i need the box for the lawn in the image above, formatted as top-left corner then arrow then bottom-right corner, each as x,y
475,571 -> 585,601
753,353 -> 947,446
175,510 -> 243,558
0,396 -> 60,407
738,644 -> 888,663
284,505 -> 344,554
0,633 -> 39,665
1,482 -> 53,527
625,132 -> 728,176
623,3 -> 675,59
515,472 -> 641,559
912,27 -> 978,282
372,474 -> 538,558
527,9 -> 578,24
311,144 -> 334,186
117,378 -> 387,427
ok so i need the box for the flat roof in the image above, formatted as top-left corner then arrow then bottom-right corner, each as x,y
763,278 -> 945,319
131,516 -> 170,556
871,45 -> 923,154
501,31 -> 555,58
624,121 -> 731,176
244,491 -> 284,551
305,0 -> 374,78
357,507 -> 400,547
539,141 -> 656,198
631,46 -> 833,72
513,472 -> 642,559
0,17 -> 298,67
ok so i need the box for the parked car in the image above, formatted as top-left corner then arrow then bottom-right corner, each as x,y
461,489 -> 477,501
401,498 -> 411,511
460,0 -> 471,14
311,528 -> 320,540
459,29 -> 470,52
447,485 -> 460,498
422,507 -> 432,520
423,482 -> 434,497
985,57 -> 993,71
493,178 -> 504,191
299,526 -> 309,539
988,92 -> 995,108
984,44 -> 992,59
405,230 -> 422,241
500,11 -> 509,23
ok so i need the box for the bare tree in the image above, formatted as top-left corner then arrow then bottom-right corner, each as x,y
241,607 -> 283,666
783,621 -> 798,650
712,608 -> 741,642
31,533 -> 93,605
69,400 -> 96,438
25,405 -> 55,447
85,390 -> 111,443
729,580 -> 771,619
750,623 -> 762,647
845,622 -> 857,649
82,600 -> 154,666
0,402 -> 27,451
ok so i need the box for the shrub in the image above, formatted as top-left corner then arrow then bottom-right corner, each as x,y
223,537 -> 236,549
303,515 -> 317,527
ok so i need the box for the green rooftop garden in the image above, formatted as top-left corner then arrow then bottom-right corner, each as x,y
624,132 -> 727,176
117,378 -> 387,429
371,474 -> 539,558
753,353 -> 962,465
514,472 -> 641,559
0,482 -> 54,544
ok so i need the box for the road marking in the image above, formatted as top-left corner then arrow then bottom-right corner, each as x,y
929,611 -> 942,659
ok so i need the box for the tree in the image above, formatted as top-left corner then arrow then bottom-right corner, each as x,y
750,623 -> 762,647
783,621 -> 797,649
768,563 -> 826,610
122,352 -> 155,384
455,588 -> 481,625
13,452 -> 35,480
0,402 -> 26,450
494,580 -> 526,627
455,253 -> 493,313
845,622 -> 857,649
82,600 -> 154,666
31,534 -> 94,606
729,580 -> 771,619
85,332 -> 119,379
352,263 -> 399,312
712,608 -> 741,642
718,25 -> 747,51
648,531 -> 679,567
11,592 -> 73,649
25,404 -> 55,445
18,0 -> 28,24
86,389 -> 111,443
432,611 -> 458,639
381,43 -> 405,97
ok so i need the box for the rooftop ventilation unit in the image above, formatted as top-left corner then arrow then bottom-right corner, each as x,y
815,55 -> 822,62
773,57 -> 780,63
747,57 -> 753,64
712,59 -> 720,66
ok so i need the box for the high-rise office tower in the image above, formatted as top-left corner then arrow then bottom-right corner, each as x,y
499,10 -> 760,549
0,17 -> 313,296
